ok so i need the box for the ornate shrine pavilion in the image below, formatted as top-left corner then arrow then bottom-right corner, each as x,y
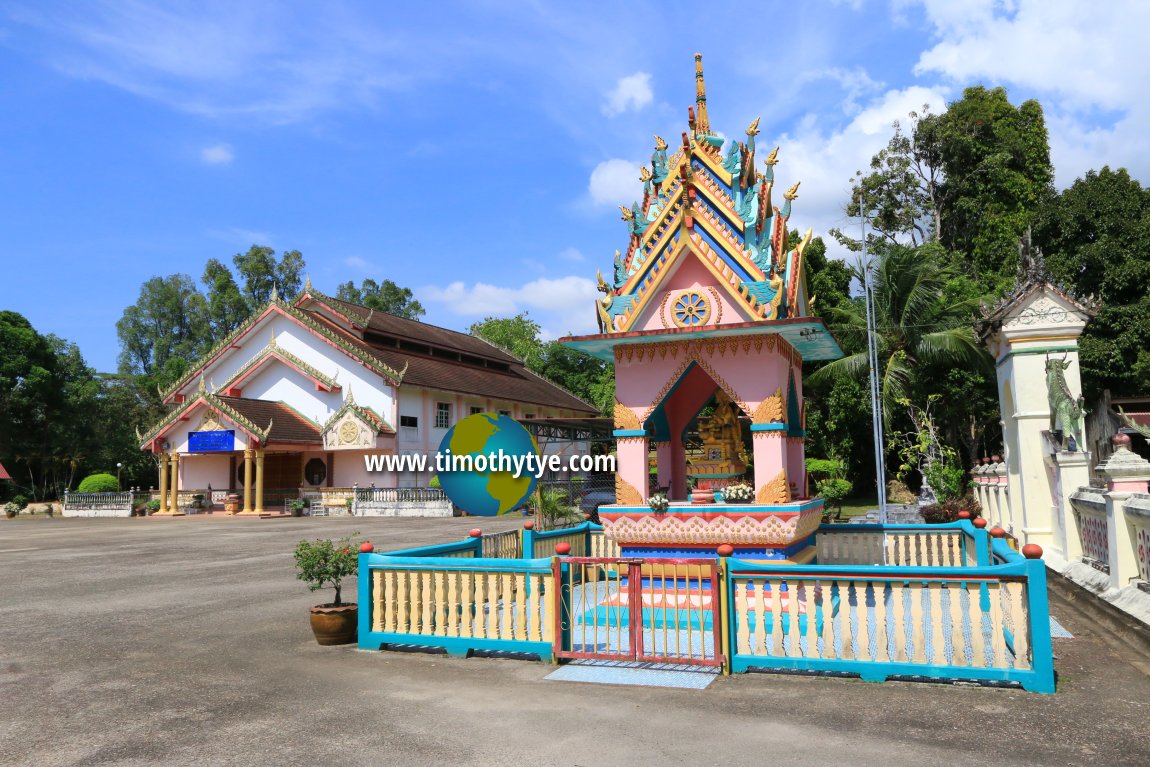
561,54 -> 844,561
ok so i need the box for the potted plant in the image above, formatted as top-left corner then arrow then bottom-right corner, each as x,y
146,499 -> 161,516
191,493 -> 205,510
691,480 -> 715,505
293,534 -> 361,645
648,492 -> 669,513
289,498 -> 309,517
4,502 -> 17,519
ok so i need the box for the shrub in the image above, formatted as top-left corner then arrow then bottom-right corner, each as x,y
4,502 -> 19,516
77,473 -> 119,494
428,475 -> 441,489
146,499 -> 162,512
293,534 -> 361,607
815,477 -> 853,515
11,494 -> 29,510
920,498 -> 982,524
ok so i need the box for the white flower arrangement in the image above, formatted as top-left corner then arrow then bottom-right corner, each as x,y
648,492 -> 670,512
723,483 -> 754,503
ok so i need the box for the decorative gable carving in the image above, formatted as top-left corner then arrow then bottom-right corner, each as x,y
321,389 -> 389,451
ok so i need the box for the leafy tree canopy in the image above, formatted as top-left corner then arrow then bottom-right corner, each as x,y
335,278 -> 426,320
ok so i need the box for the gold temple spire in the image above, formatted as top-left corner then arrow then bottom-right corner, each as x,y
694,53 -> 711,135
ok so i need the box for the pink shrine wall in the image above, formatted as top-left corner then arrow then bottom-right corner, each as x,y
635,256 -> 757,333
613,335 -> 806,503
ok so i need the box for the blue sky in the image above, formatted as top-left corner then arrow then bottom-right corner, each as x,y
2,0 -> 1148,373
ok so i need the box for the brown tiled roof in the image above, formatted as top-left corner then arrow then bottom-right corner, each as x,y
318,296 -> 520,364
216,396 -> 322,445
303,309 -> 598,415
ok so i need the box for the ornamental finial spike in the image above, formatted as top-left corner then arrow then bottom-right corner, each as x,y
764,146 -> 779,166
654,134 -> 667,151
197,375 -> 206,393
304,274 -> 313,293
619,205 -> 634,221
784,181 -> 801,200
270,284 -> 279,302
269,328 -> 277,347
693,53 -> 711,135
746,117 -> 760,137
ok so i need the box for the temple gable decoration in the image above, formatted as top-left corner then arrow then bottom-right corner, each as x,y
322,390 -> 391,451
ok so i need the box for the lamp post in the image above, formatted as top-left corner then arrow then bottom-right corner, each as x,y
116,462 -> 123,490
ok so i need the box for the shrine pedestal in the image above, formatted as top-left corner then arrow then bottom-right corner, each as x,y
598,500 -> 823,563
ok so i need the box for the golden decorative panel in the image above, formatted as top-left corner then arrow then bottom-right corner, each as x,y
752,387 -> 785,424
615,476 -> 644,505
613,399 -> 643,431
756,469 -> 791,504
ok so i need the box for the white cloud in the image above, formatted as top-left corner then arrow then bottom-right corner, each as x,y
207,226 -> 273,246
907,0 -> 1150,184
200,143 -> 234,165
422,275 -> 599,338
557,247 -> 585,263
588,158 -> 644,206
602,72 -> 653,117
344,256 -> 370,269
764,85 -> 950,260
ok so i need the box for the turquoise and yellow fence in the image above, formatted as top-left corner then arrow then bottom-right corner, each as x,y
357,520 -> 1055,693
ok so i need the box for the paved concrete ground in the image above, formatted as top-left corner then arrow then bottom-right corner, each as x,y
2,515 -> 1149,767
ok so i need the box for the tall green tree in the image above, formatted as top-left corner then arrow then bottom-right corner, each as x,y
336,278 -> 426,320
115,274 -> 209,386
232,245 -> 305,309
924,86 -> 1054,291
470,313 -> 546,368
201,258 -> 249,342
1034,166 -> 1150,398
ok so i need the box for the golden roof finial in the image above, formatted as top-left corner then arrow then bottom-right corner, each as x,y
784,181 -> 801,200
639,166 -> 652,182
269,328 -> 277,347
764,147 -> 779,166
694,53 -> 711,135
304,274 -> 313,293
619,205 -> 635,221
746,117 -> 760,137
654,134 -> 668,151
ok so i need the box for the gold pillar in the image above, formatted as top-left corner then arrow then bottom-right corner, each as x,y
156,451 -> 185,516
240,449 -> 254,514
254,449 -> 266,514
157,453 -> 169,514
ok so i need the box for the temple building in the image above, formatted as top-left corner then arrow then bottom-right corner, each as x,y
562,54 -> 844,560
138,284 -> 597,515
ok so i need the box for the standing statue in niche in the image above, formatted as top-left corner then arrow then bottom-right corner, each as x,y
1046,353 -> 1085,449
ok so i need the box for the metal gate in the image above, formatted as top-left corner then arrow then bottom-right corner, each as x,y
552,557 -> 724,667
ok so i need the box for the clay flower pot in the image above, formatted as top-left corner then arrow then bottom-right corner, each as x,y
309,604 -> 358,645
691,489 -> 715,505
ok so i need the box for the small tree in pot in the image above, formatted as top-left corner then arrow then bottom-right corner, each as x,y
293,533 -> 361,645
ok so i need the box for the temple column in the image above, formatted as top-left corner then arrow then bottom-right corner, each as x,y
751,428 -> 789,503
157,452 -> 169,514
654,441 -> 672,492
241,449 -> 254,514
614,433 -> 649,504
254,449 -> 266,514
157,451 -> 185,516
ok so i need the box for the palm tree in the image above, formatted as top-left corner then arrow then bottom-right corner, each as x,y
809,243 -> 991,425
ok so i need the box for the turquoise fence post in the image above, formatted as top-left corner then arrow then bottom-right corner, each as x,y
468,527 -> 483,557
356,546 -> 375,649
1022,544 -> 1056,694
522,522 -> 536,559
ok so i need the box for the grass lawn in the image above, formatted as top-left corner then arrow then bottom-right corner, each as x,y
835,496 -> 879,519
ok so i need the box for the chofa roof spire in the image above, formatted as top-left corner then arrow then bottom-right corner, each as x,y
694,53 -> 711,136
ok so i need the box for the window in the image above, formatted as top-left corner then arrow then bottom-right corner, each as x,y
499,410 -> 511,417
470,406 -> 483,416
399,415 -> 418,428
524,413 -> 535,419
436,402 -> 452,429
304,458 -> 327,486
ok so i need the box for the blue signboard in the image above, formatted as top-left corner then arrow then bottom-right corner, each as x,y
188,430 -> 236,453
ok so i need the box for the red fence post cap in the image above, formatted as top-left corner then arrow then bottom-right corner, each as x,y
523,520 -> 534,530
989,527 -> 1006,539
359,541 -> 375,553
957,510 -> 971,520
972,517 -> 988,529
717,544 -> 734,558
555,542 -> 571,555
468,528 -> 482,538
1022,543 -> 1043,560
